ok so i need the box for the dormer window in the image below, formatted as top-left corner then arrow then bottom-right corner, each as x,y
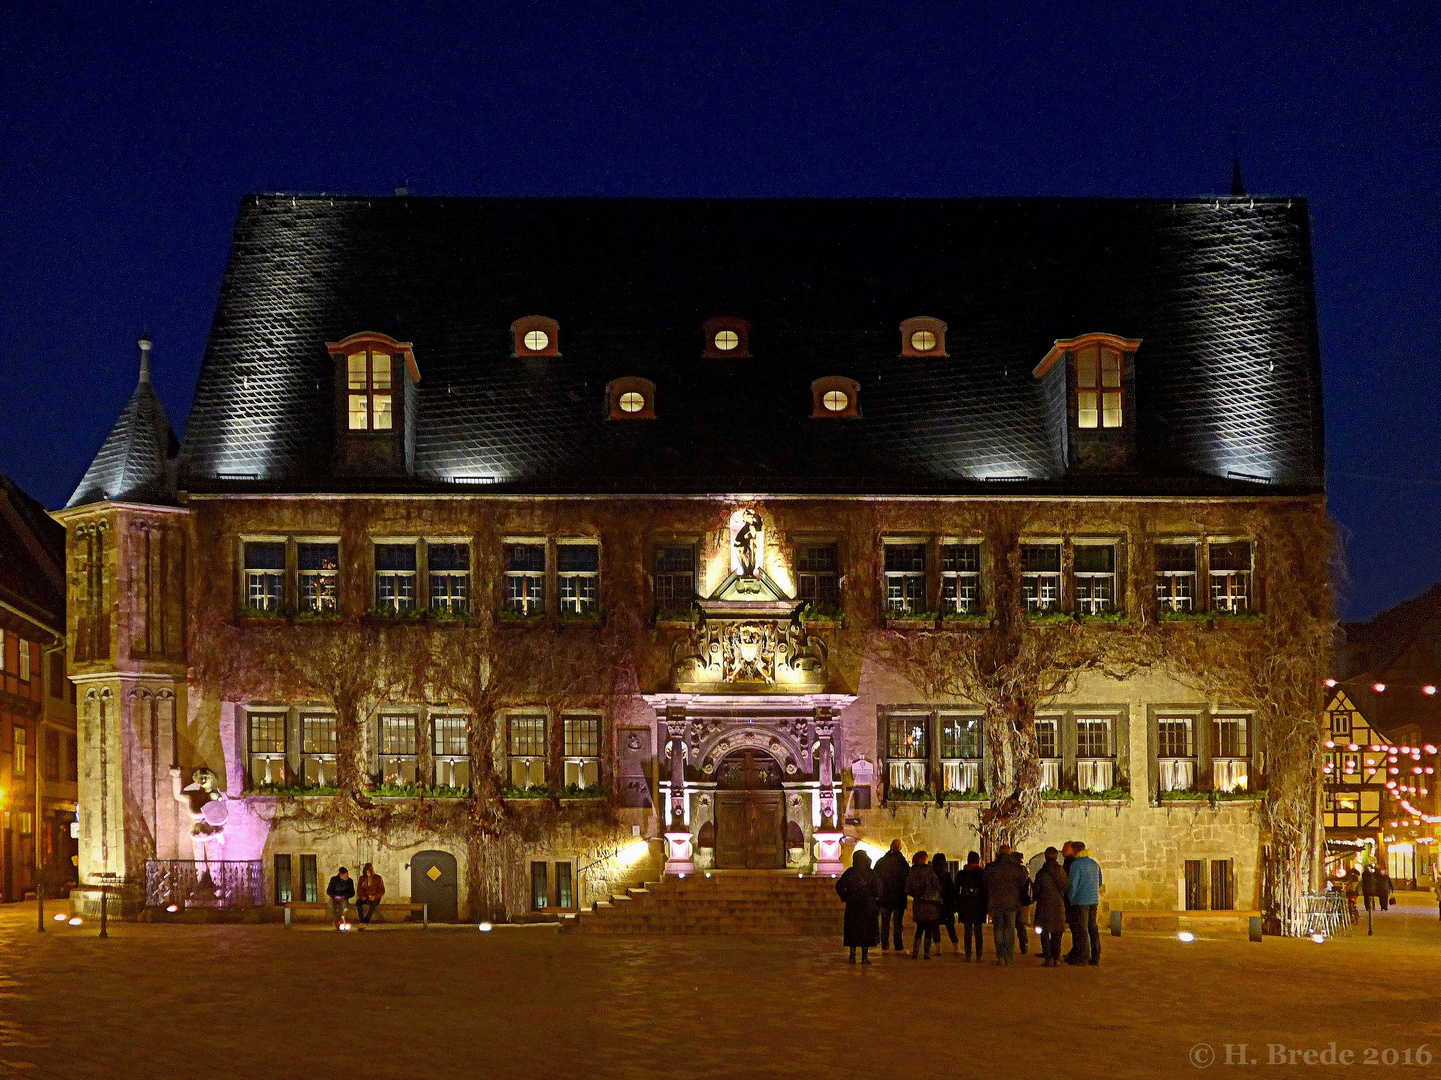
899,316 -> 948,357
1076,343 -> 1122,429
606,376 -> 656,419
347,348 -> 392,430
702,316 -> 752,358
810,376 -> 860,418
511,316 -> 561,357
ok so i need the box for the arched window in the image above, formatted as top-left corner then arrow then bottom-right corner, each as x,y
810,376 -> 860,418
605,376 -> 656,419
511,316 -> 561,357
702,316 -> 752,358
899,316 -> 948,357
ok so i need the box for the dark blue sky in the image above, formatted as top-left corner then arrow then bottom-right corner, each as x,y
1,1 -> 1436,619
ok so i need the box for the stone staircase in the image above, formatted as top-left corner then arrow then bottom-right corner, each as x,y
569,870 -> 844,935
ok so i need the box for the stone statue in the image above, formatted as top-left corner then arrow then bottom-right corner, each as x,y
734,508 -> 763,578
171,765 -> 229,869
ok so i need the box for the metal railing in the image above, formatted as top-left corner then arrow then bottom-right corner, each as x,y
145,860 -> 265,909
1299,891 -> 1353,938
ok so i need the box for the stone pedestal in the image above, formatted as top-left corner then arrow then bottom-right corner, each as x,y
664,831 -> 695,876
813,831 -> 845,877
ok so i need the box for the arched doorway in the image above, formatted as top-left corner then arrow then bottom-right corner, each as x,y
410,850 -> 459,922
713,749 -> 786,869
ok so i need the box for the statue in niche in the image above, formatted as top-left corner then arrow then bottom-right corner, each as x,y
732,508 -> 764,579
171,765 -> 229,870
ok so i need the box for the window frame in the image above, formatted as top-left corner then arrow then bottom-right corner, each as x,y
1154,712 -> 1198,793
345,345 -> 395,432
241,537 -> 288,614
426,539 -> 472,616
300,712 -> 338,789
940,540 -> 982,616
507,712 -> 548,789
795,541 -> 840,614
374,539 -> 420,614
246,709 -> 288,788
883,539 -> 928,617
1021,542 -> 1062,612
939,712 -> 983,794
503,540 -> 548,617
297,539 -> 341,615
557,539 -> 601,618
1208,540 -> 1254,614
432,713 -> 471,789
884,711 -> 930,793
1154,540 -> 1198,613
1211,714 -> 1251,792
377,712 -> 419,786
1073,341 -> 1124,430
562,713 -> 602,790
1072,540 -> 1119,616
653,542 -> 698,621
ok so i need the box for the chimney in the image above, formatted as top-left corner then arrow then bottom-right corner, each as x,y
139,336 -> 153,385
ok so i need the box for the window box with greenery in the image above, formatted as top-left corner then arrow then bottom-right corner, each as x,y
885,786 -> 937,803
1157,788 -> 1263,804
1042,787 -> 1132,803
942,609 -> 991,625
799,601 -> 844,623
885,610 -> 939,628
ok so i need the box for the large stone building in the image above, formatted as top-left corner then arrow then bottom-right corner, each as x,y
0,475 -> 79,901
59,196 -> 1327,921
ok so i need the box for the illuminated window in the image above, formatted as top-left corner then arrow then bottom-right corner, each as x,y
12,725 -> 25,778
428,543 -> 470,615
433,715 -> 470,789
1021,544 -> 1061,611
563,714 -> 601,788
607,377 -> 656,419
1075,343 -> 1122,429
884,543 -> 926,615
298,542 -> 338,614
1209,541 -> 1252,613
504,543 -> 547,616
940,714 -> 982,794
374,543 -> 418,613
900,317 -> 948,357
941,543 -> 980,615
1212,716 -> 1250,792
702,317 -> 751,358
558,542 -> 600,616
523,329 -> 550,352
811,376 -> 859,418
1157,716 -> 1195,792
619,391 -> 645,413
885,713 -> 929,791
714,329 -> 739,351
301,714 -> 336,787
508,713 -> 547,787
346,348 -> 393,431
1073,544 -> 1117,615
378,714 -> 418,784
244,541 -> 286,612
1155,543 -> 1196,612
1076,717 -> 1114,792
247,711 -> 286,787
822,389 -> 849,412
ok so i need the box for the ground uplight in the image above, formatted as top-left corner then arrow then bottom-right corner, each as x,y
478,922 -> 493,932
1177,932 -> 1195,943
67,917 -> 82,926
166,904 -> 179,913
1310,933 -> 1326,944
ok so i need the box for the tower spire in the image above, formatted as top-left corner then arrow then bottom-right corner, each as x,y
138,335 -> 152,385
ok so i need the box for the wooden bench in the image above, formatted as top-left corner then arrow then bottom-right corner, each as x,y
282,901 -> 429,927
1110,908 -> 1262,935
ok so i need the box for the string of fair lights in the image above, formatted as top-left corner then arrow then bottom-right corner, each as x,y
1321,677 -> 1439,827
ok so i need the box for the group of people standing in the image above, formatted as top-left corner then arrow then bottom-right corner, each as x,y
835,839 -> 1103,967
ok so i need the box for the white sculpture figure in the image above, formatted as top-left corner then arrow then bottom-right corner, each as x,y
731,507 -> 764,579
171,765 -> 229,869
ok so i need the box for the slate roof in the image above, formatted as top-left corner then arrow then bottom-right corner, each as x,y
177,196 -> 1325,497
67,344 -> 180,508
0,475 -> 66,633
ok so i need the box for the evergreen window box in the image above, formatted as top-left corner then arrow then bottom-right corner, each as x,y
885,786 -> 936,803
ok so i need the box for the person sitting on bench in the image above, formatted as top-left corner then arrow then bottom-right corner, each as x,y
326,866 -> 355,929
356,863 -> 385,926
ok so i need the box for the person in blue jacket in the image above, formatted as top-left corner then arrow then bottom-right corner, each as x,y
1065,842 -> 1103,965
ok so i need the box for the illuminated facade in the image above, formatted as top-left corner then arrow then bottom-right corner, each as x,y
60,196 -> 1329,920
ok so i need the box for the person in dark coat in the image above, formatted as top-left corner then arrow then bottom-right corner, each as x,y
956,851 -> 988,961
1378,870 -> 1394,911
1032,846 -> 1070,966
1360,866 -> 1378,912
931,853 -> 960,954
984,845 -> 1031,965
1010,851 -> 1033,955
905,851 -> 944,959
874,839 -> 910,952
835,850 -> 883,963
1061,840 -> 1081,961
326,866 -> 355,929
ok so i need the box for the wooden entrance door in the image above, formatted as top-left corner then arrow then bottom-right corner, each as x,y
713,750 -> 786,870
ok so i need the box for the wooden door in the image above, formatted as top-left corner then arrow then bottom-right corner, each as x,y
746,792 -> 785,869
714,794 -> 751,869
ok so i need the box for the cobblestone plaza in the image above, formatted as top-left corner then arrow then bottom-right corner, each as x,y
1,899 -> 1437,1078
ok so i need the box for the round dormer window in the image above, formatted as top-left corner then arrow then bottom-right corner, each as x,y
713,329 -> 740,352
523,329 -> 550,352
910,329 -> 937,352
822,389 -> 849,412
619,391 -> 646,413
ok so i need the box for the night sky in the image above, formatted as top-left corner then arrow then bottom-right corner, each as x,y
1,2 -> 1436,620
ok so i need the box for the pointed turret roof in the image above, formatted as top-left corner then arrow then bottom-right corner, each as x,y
66,337 -> 180,508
